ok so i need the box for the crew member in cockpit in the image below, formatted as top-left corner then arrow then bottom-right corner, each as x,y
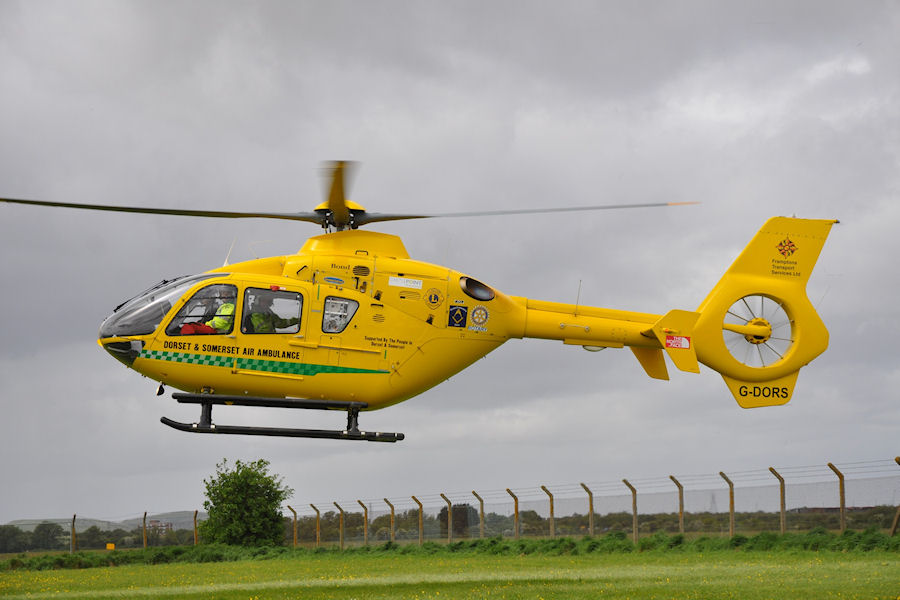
205,301 -> 235,333
246,292 -> 298,333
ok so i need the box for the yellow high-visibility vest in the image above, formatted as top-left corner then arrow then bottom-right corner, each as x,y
206,303 -> 235,332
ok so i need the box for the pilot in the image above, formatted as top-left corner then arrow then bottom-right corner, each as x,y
205,301 -> 235,333
246,294 -> 298,333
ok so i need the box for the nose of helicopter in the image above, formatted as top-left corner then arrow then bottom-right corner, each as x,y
98,306 -> 149,367
96,274 -> 201,366
98,337 -> 144,367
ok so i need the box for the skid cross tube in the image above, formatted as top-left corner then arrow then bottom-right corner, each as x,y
161,392 -> 404,442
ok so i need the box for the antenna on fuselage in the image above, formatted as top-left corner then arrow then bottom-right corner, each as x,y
574,279 -> 583,317
223,236 -> 237,267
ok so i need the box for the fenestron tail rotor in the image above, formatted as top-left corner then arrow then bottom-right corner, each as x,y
691,217 -> 836,408
722,294 -> 794,369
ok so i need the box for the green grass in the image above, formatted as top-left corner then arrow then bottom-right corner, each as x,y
2,551 -> 898,599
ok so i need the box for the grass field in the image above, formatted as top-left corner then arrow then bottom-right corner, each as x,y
2,551 -> 898,599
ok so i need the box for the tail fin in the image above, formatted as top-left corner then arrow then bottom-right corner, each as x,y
692,217 -> 837,408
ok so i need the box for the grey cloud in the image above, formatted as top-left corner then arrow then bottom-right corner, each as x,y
1,0 -> 898,523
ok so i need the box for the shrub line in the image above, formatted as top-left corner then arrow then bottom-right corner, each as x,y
3,527 -> 898,571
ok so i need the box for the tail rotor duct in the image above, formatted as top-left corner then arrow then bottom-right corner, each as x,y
722,294 -> 794,369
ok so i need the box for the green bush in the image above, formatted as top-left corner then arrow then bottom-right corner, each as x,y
3,528 -> 898,572
579,532 -> 634,554
201,459 -> 293,547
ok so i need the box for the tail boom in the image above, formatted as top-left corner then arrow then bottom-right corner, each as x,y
508,216 -> 835,408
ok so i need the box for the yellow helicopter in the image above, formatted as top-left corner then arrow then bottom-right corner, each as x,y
1,162 -> 837,442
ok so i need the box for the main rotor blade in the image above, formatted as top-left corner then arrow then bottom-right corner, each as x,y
355,201 -> 699,226
0,197 -> 324,224
424,201 -> 700,218
3,196 -> 699,228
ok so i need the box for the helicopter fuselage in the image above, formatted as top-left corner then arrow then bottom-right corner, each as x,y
98,229 -> 672,410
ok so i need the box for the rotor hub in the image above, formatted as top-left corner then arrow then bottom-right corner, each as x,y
744,317 -> 772,344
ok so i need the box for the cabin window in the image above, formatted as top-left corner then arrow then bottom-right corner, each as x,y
322,296 -> 359,333
165,284 -> 238,336
241,288 -> 302,334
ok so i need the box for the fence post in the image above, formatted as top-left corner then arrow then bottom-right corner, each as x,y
769,467 -> 786,534
440,493 -> 453,543
891,457 -> 900,537
669,476 -> 684,534
580,483 -> 594,536
472,491 -> 485,538
384,499 -> 395,543
623,479 -> 638,545
142,512 -> 148,549
310,504 -> 321,548
356,501 -> 369,545
719,472 -> 735,538
334,502 -> 345,550
506,489 -> 519,540
827,462 -> 846,533
287,505 -> 297,548
412,496 -> 424,545
70,514 -> 77,554
541,485 -> 555,537
193,510 -> 199,545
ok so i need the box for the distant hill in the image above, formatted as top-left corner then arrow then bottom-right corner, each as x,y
6,511 -> 206,533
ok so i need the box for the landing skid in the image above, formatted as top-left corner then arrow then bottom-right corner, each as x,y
160,393 -> 404,442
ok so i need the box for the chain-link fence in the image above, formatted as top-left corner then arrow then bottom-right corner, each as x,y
289,458 -> 900,547
6,458 -> 897,552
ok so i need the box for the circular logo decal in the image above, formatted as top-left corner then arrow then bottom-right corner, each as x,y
425,288 -> 444,309
471,305 -> 489,326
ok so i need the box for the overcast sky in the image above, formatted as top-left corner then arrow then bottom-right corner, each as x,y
1,0 -> 898,525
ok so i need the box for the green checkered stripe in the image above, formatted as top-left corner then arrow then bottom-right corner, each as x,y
140,350 -> 387,376
140,349 -> 234,367
235,358 -> 385,376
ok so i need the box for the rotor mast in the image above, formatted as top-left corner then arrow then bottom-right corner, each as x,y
315,161 -> 361,231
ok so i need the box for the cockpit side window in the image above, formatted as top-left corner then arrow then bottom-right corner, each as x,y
322,297 -> 359,333
242,288 -> 302,334
165,284 -> 238,336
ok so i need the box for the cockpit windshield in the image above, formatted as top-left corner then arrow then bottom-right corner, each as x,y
98,274 -> 221,338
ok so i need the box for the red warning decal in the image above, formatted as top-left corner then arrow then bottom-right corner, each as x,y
665,335 -> 691,349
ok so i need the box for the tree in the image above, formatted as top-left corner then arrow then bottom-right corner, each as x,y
438,504 -> 479,538
78,525 -> 105,549
200,458 -> 293,546
31,522 -> 65,550
0,525 -> 30,553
